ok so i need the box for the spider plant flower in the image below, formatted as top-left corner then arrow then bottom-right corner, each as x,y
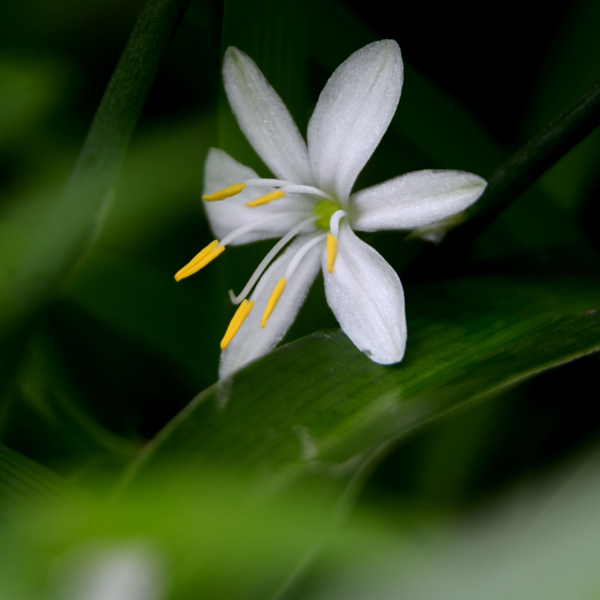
175,41 -> 487,377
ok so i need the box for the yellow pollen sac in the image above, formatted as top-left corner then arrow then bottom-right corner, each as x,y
261,277 -> 286,328
203,183 -> 246,202
174,240 -> 225,281
221,299 -> 254,350
246,190 -> 285,207
326,233 -> 338,273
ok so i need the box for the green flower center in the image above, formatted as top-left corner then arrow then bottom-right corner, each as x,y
314,200 -> 341,230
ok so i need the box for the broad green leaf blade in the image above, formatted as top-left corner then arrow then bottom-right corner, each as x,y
0,443 -> 85,522
0,0 -> 190,381
123,274 -> 600,487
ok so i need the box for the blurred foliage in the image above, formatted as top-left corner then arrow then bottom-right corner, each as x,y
0,0 -> 599,598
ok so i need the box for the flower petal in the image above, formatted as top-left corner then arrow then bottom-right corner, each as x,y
307,40 -> 403,203
351,170 -> 487,231
223,47 -> 314,184
323,223 -> 406,364
219,234 -> 322,378
203,148 -> 313,245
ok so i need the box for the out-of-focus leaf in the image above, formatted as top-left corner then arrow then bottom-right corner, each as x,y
521,0 -> 600,213
304,448 -> 600,600
0,473 -> 336,600
123,274 -> 600,492
0,0 -> 190,383
97,115 -> 215,252
0,331 -> 138,488
67,250 -> 223,389
0,57 -> 65,150
0,442 -> 85,522
4,434 -> 600,600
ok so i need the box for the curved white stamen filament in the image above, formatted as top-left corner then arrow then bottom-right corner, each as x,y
285,233 -> 327,280
243,178 -> 332,200
228,215 -> 319,304
243,178 -> 293,187
329,210 -> 347,237
279,185 -> 333,199
219,212 -> 307,247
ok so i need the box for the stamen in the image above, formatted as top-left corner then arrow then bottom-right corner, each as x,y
326,233 -> 337,273
175,240 -> 224,281
246,190 -> 285,207
261,278 -> 286,328
329,210 -> 346,237
285,233 -> 327,280
244,178 -> 292,187
228,215 -> 318,304
220,299 -> 254,350
219,212 -> 306,247
279,185 -> 333,199
203,183 -> 246,202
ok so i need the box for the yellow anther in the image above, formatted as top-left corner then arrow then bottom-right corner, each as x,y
246,190 -> 285,207
221,299 -> 254,350
261,277 -> 286,328
203,183 -> 246,202
174,240 -> 225,281
326,233 -> 337,273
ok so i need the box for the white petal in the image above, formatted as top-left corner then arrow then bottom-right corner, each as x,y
351,170 -> 487,231
223,47 -> 314,184
219,234 -> 322,378
203,148 -> 313,245
307,40 -> 403,203
323,223 -> 406,364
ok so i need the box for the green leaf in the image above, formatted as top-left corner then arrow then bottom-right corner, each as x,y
0,443 -> 85,522
308,448 -> 600,600
0,327 -> 139,488
0,0 -> 190,381
123,274 -> 600,491
0,473 -> 338,600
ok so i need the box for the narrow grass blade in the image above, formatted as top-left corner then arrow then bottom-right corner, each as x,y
0,0 -> 190,382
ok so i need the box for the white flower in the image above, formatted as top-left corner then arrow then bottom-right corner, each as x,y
176,40 -> 487,378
